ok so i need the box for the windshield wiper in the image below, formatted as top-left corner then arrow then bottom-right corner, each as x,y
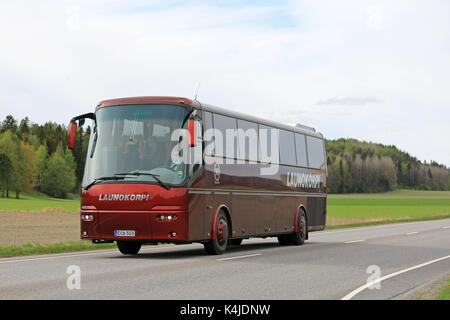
114,171 -> 171,190
84,176 -> 127,191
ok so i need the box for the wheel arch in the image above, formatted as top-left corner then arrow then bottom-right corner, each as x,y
212,204 -> 232,240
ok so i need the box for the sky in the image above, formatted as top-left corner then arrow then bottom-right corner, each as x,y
0,0 -> 449,166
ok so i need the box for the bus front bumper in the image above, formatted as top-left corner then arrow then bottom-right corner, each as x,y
80,209 -> 188,242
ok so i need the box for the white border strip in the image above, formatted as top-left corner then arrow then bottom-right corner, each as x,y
344,239 -> 365,244
216,253 -> 262,261
341,254 -> 450,300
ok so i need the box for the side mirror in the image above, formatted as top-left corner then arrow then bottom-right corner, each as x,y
68,121 -> 77,150
188,119 -> 196,147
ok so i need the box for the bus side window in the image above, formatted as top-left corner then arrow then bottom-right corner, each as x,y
203,111 -> 214,156
279,130 -> 296,166
213,113 -> 238,160
306,136 -> 325,169
295,133 -> 308,167
258,124 -> 279,164
237,119 -> 258,163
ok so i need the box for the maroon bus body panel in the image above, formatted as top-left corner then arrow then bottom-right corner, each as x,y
189,159 -> 326,239
77,96 -> 327,244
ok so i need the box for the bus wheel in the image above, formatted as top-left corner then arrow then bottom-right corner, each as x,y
289,209 -> 307,246
204,211 -> 229,255
117,241 -> 142,255
277,235 -> 291,246
230,239 -> 243,246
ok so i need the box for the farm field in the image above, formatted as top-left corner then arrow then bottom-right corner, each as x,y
0,192 -> 81,247
327,190 -> 450,226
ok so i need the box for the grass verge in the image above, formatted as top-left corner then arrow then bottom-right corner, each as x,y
412,275 -> 450,300
438,281 -> 450,300
0,241 -> 116,258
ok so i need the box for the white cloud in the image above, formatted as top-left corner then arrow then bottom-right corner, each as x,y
0,0 -> 449,166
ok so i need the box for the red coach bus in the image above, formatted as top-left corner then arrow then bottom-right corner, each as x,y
68,96 -> 327,255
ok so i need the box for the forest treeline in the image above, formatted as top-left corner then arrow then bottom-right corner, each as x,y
0,115 -> 449,198
326,139 -> 450,193
0,115 -> 90,198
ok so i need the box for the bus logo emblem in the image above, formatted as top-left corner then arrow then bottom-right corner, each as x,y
213,163 -> 221,184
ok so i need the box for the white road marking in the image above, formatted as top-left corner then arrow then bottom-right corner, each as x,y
341,254 -> 450,300
443,226 -> 450,229
344,240 -> 365,244
217,253 -> 262,261
405,232 -> 418,235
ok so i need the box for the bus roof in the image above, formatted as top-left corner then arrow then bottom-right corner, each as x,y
97,96 -> 323,139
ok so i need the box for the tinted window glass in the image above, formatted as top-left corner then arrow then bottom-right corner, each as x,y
82,105 -> 187,187
237,119 -> 258,162
258,124 -> 279,164
306,136 -> 325,169
295,133 -> 308,167
202,111 -> 214,155
213,114 -> 238,158
279,130 -> 296,166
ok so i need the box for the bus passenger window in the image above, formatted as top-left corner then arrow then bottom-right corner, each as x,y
295,133 -> 308,167
279,130 -> 296,166
258,124 -> 279,164
306,136 -> 325,169
237,119 -> 258,163
203,111 -> 214,156
213,114 -> 238,159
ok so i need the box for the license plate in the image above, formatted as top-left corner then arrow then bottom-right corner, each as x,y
114,230 -> 135,237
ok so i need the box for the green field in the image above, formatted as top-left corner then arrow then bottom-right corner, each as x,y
327,190 -> 450,226
0,192 -> 80,213
328,189 -> 450,199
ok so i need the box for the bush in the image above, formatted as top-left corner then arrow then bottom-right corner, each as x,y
40,150 -> 76,198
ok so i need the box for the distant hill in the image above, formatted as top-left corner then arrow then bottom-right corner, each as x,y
325,138 -> 450,193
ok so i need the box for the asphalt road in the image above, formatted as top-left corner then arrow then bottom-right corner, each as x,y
0,218 -> 449,300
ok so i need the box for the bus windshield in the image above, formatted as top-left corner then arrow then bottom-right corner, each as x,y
82,104 -> 189,188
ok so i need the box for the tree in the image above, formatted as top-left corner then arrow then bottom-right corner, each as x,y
40,149 -> 76,198
1,115 -> 18,133
35,144 -> 48,187
17,117 -> 31,141
64,147 -> 76,173
20,141 -> 37,194
0,131 -> 23,198
0,153 -> 12,197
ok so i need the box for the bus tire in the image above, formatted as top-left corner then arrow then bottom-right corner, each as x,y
230,239 -> 243,246
289,209 -> 307,246
117,241 -> 142,255
204,211 -> 229,255
277,235 -> 291,246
